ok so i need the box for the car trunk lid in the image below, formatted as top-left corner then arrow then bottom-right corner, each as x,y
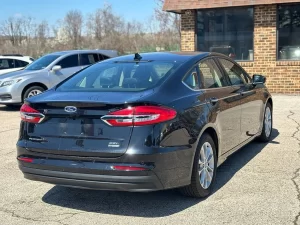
25,102 -> 132,158
23,90 -> 156,158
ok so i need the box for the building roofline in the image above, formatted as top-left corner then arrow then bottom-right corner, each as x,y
163,0 -> 300,12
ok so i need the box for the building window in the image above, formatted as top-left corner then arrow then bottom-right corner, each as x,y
196,7 -> 254,61
278,4 -> 300,60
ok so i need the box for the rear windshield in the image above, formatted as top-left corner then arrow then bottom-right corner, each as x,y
56,61 -> 181,92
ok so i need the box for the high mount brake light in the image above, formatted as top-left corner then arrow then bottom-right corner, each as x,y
20,104 -> 45,124
101,106 -> 177,127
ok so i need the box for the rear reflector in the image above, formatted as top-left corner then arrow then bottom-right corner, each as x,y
20,104 -> 45,124
17,157 -> 33,163
112,165 -> 147,171
102,106 -> 176,126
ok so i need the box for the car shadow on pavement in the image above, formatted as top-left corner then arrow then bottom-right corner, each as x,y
0,105 -> 20,111
42,128 -> 279,218
214,128 -> 279,194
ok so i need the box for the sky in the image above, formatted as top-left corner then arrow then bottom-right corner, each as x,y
0,0 -> 158,24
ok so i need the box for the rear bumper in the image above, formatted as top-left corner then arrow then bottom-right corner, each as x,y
21,166 -> 163,191
17,144 -> 194,192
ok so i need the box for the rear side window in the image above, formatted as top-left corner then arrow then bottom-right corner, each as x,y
101,54 -> 109,60
218,58 -> 248,85
80,54 -> 99,66
198,59 -> 227,88
57,61 -> 181,92
15,59 -> 29,68
0,59 -> 14,69
183,68 -> 199,90
153,63 -> 174,78
56,54 -> 79,69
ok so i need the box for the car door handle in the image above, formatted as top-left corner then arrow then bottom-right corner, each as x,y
209,97 -> 219,104
240,90 -> 256,96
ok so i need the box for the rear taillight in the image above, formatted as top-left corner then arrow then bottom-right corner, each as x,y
101,106 -> 177,127
20,104 -> 45,124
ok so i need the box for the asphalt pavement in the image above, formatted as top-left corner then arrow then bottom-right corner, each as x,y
0,95 -> 299,225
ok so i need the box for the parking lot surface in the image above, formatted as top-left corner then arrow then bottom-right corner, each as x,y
0,95 -> 299,225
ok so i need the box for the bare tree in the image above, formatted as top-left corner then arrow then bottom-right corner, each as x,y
86,4 -> 127,52
0,17 -> 23,46
155,0 -> 181,37
86,9 -> 103,41
0,3 -> 181,57
37,21 -> 49,44
64,10 -> 83,48
154,0 -> 181,50
22,16 -> 35,44
101,5 -> 122,36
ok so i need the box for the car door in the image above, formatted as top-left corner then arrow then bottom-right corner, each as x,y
198,58 -> 242,154
50,54 -> 80,86
79,53 -> 100,70
217,57 -> 263,143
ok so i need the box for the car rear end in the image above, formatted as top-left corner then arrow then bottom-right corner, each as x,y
16,57 -> 194,191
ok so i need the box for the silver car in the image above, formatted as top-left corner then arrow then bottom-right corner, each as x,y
0,50 -> 117,106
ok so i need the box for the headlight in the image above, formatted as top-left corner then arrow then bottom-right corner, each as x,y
0,80 -> 15,87
0,79 -> 21,87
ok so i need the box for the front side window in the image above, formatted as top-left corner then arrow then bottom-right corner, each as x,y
218,58 -> 248,85
183,68 -> 199,90
57,61 -> 181,92
199,59 -> 227,88
25,55 -> 60,70
278,4 -> 300,60
0,59 -> 14,70
80,54 -> 99,66
197,7 -> 254,61
56,54 -> 79,69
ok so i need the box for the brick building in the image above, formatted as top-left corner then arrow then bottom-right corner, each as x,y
163,0 -> 300,94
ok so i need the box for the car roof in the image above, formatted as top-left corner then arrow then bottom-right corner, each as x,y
47,50 -> 118,58
0,56 -> 33,62
105,51 -> 215,63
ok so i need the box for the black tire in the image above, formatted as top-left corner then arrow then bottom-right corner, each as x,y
23,86 -> 45,102
258,103 -> 273,142
179,133 -> 217,198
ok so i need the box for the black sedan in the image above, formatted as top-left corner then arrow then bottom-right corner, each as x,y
17,52 -> 272,198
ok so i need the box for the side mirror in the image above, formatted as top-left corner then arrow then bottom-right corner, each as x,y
252,74 -> 266,85
51,65 -> 61,73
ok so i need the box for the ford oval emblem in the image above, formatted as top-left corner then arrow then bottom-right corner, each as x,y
64,106 -> 77,113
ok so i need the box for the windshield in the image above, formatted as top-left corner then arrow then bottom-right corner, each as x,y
57,61 -> 181,92
25,55 -> 60,70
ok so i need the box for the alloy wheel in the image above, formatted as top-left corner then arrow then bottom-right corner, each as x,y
199,142 -> 215,189
264,107 -> 272,138
27,89 -> 42,98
